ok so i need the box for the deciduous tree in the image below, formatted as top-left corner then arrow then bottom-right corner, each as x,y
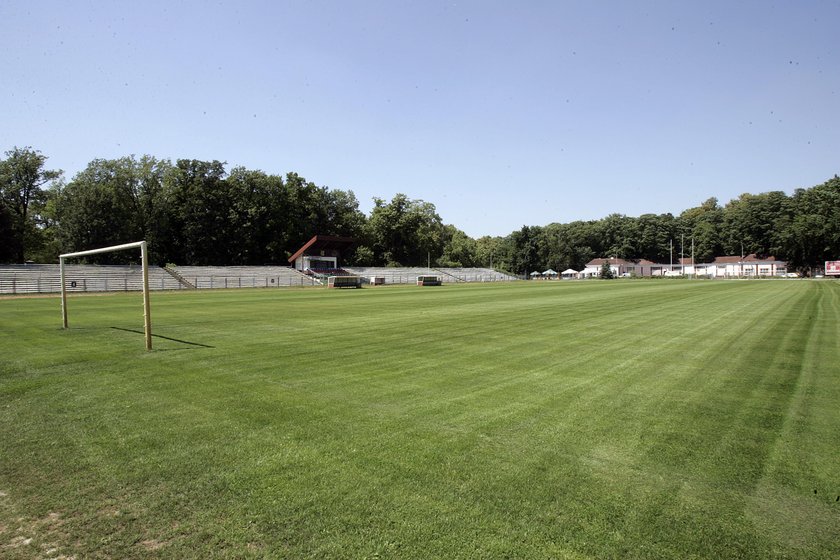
0,147 -> 62,262
367,194 -> 444,266
54,156 -> 170,263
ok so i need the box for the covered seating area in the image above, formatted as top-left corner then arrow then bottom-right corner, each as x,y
288,235 -> 356,278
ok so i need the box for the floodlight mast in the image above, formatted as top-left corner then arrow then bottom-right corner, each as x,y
60,241 -> 152,351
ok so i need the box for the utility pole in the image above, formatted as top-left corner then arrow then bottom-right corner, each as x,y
669,238 -> 673,272
691,237 -> 695,279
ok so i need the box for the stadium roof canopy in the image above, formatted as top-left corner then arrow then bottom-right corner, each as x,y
288,235 -> 356,264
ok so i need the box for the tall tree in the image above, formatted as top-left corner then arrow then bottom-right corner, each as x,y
508,225 -> 541,274
474,235 -> 505,270
54,156 -> 171,264
323,188 -> 366,239
679,197 -> 724,263
0,200 -> 15,262
537,222 -> 598,272
226,167 -> 289,264
439,224 -> 477,267
281,172 -> 329,252
721,191 -> 789,257
597,214 -> 636,259
779,176 -> 840,271
0,147 -> 62,262
163,159 -> 230,265
633,213 -> 676,263
367,194 -> 444,266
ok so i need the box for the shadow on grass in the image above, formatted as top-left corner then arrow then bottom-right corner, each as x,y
110,327 -> 215,349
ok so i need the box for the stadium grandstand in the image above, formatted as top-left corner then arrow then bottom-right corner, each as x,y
434,267 -> 519,283
343,267 -> 438,285
343,267 -> 518,284
169,265 -> 317,289
0,264 -> 518,294
0,264 -> 183,294
288,235 -> 356,280
0,235 -> 518,294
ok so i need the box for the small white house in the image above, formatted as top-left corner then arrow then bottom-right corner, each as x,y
690,254 -> 787,278
581,255 -> 787,279
582,258 -> 637,278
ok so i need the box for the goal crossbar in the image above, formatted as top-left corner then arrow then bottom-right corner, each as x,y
60,240 -> 152,351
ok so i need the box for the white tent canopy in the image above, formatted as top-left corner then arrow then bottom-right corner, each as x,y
542,269 -> 558,276
530,271 -> 542,276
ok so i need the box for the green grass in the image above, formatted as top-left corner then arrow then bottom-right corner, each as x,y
1,280 -> 839,559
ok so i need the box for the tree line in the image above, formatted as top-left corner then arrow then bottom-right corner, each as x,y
1,146 -> 838,274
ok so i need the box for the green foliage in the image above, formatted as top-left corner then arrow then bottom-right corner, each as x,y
6,146 -> 840,272
347,245 -> 374,266
680,197 -> 724,263
0,201 -> 15,262
599,260 -> 615,279
778,176 -> 840,271
474,235 -> 505,269
722,191 -> 789,257
367,194 -> 444,266
54,156 -> 170,263
438,224 -> 477,267
0,146 -> 62,262
633,213 -> 677,262
508,225 -> 541,274
598,213 -> 637,259
51,158 -> 368,266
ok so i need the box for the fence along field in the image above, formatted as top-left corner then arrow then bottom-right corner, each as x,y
0,280 -> 838,558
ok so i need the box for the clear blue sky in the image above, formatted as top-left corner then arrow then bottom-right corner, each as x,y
2,1 -> 838,238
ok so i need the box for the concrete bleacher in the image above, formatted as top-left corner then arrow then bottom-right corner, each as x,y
172,266 -> 318,289
304,268 -> 352,282
0,264 -> 183,294
0,264 -> 518,295
435,268 -> 519,283
344,267 -> 519,285
343,267 -> 440,285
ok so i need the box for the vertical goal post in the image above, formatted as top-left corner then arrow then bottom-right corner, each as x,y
60,240 -> 153,351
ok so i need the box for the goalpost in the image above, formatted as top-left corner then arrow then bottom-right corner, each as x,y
60,241 -> 152,351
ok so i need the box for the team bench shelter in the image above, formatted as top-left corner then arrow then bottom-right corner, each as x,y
417,275 -> 441,286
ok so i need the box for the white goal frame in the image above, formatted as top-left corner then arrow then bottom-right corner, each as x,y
60,241 -> 152,351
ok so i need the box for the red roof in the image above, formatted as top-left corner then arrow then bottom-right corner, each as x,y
711,254 -> 778,264
586,258 -> 636,266
581,254 -> 786,267
288,235 -> 356,263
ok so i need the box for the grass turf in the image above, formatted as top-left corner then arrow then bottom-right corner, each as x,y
1,279 -> 839,558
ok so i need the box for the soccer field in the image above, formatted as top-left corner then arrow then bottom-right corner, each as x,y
1,280 -> 838,559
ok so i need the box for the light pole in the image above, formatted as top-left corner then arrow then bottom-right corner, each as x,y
691,236 -> 695,279
669,238 -> 673,272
